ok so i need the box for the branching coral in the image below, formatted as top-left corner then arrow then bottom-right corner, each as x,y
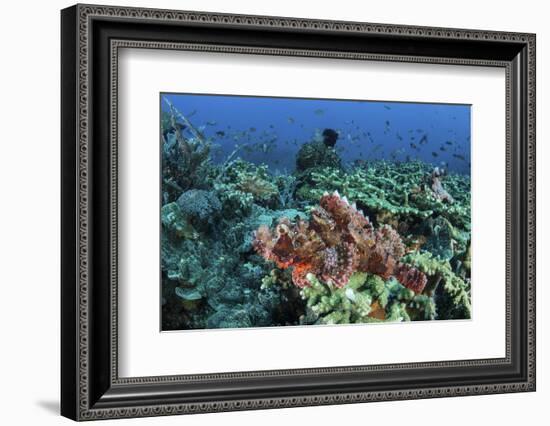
253,191 -> 427,293
298,161 -> 470,231
402,251 -> 471,319
213,159 -> 279,217
284,271 -> 435,325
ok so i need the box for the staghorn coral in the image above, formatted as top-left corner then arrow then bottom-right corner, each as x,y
298,161 -> 471,231
253,191 -> 427,293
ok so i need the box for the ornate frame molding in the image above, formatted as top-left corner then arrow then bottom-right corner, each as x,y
61,4 -> 536,421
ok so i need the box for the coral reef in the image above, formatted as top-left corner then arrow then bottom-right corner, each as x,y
177,189 -> 222,231
160,99 -> 472,330
402,251 -> 471,319
297,161 -> 471,232
297,272 -> 436,325
295,128 -> 343,172
213,159 -> 280,217
431,166 -> 454,203
161,101 -> 212,203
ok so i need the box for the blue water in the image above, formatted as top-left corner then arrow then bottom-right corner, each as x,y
161,93 -> 471,175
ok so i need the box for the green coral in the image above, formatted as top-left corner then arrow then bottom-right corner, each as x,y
298,161 -> 470,231
213,159 -> 279,216
296,272 -> 436,325
402,251 -> 471,319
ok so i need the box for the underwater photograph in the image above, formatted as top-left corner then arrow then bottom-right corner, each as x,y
160,93 -> 472,331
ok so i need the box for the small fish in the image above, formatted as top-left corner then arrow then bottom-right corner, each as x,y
410,142 -> 418,150
396,133 -> 403,141
416,129 -> 423,133
215,130 -> 225,137
249,127 -> 256,132
287,117 -> 295,124
206,120 -> 217,126
269,124 -> 274,129
440,146 -> 446,152
453,154 -> 466,161
314,109 -> 325,115
372,144 -> 383,153
384,105 -> 392,110
385,120 -> 390,127
445,141 -> 453,145
431,151 -> 439,157
419,134 -> 429,145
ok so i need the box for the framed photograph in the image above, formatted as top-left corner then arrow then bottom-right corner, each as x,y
61,4 -> 536,421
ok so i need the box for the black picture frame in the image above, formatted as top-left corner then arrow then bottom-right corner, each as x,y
61,4 -> 536,421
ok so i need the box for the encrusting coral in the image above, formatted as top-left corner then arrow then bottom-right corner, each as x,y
253,191 -> 427,293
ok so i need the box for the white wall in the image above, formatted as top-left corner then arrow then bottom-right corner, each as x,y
0,0 -> 546,424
